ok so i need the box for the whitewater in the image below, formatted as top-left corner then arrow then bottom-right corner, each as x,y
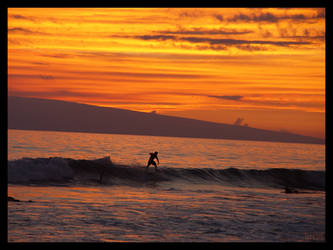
8,129 -> 325,242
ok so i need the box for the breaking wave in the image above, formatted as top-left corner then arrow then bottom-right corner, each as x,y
8,157 -> 325,190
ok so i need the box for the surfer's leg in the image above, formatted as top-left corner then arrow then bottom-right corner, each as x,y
152,161 -> 157,171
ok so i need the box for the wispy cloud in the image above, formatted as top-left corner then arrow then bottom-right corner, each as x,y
8,27 -> 47,35
7,7 -> 325,129
9,74 -> 55,80
8,90 -> 183,108
225,11 -> 325,23
9,14 -> 36,22
208,95 -> 243,101
136,34 -> 312,47
158,27 -> 252,36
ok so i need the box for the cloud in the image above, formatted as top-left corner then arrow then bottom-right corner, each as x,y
232,117 -> 249,127
314,8 -> 325,19
8,27 -> 31,33
138,35 -> 176,41
194,44 -> 227,51
9,14 -> 36,22
8,38 -> 23,45
226,12 -> 321,23
206,93 -> 324,112
8,27 -> 47,35
81,69 -> 204,79
8,74 -> 55,80
208,95 -> 243,101
229,13 -> 278,23
39,75 -> 55,80
214,14 -> 224,22
235,45 -> 268,51
158,27 -> 253,36
233,117 -> 244,126
183,37 -> 311,47
39,53 -> 72,59
8,90 -> 182,107
177,10 -> 203,19
233,95 -> 325,112
136,34 -> 311,48
9,68 -> 205,84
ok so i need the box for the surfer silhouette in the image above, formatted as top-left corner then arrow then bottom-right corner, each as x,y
146,151 -> 159,170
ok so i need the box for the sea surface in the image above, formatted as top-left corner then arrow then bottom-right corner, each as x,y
7,129 -> 326,242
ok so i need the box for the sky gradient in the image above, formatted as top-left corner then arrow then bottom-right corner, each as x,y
8,8 -> 325,139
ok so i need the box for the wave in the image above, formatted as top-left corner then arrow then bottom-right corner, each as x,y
8,157 -> 325,191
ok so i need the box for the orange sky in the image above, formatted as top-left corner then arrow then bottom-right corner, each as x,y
8,8 -> 325,139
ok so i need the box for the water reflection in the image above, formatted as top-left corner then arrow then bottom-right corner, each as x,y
8,129 -> 325,171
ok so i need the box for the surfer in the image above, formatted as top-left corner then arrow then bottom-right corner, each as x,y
146,151 -> 159,170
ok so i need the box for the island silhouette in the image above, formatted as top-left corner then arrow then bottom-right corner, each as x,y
8,96 -> 324,144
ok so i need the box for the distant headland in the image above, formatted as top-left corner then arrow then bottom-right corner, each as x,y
8,96 -> 324,145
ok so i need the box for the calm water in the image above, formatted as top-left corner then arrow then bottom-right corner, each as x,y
8,129 -> 324,170
8,129 -> 326,242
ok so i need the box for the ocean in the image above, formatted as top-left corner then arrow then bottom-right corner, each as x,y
7,129 -> 326,242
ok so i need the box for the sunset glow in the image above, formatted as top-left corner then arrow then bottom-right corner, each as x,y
8,8 -> 325,138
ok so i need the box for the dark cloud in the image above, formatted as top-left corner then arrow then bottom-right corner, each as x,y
135,34 -> 311,47
8,27 -> 47,35
8,27 -> 30,33
9,74 -> 55,80
235,45 -> 268,51
8,38 -> 23,45
138,35 -> 176,41
277,28 -> 325,41
282,35 -> 325,42
39,53 -> 72,59
31,62 -> 49,66
214,14 -> 224,22
239,96 -> 325,110
178,10 -> 203,19
158,27 -> 252,36
184,36 -> 312,47
314,9 -> 325,19
227,12 -> 320,23
8,90 -> 182,107
233,117 -> 244,126
9,14 -> 36,21
195,44 -> 227,51
97,70 -> 204,79
208,95 -> 243,101
253,12 -> 280,22
10,68 -> 204,80
206,93 -> 324,111
39,75 -> 55,80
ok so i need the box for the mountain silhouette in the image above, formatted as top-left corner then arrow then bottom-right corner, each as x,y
8,96 -> 324,144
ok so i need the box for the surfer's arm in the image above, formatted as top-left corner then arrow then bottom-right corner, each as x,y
156,156 -> 159,165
